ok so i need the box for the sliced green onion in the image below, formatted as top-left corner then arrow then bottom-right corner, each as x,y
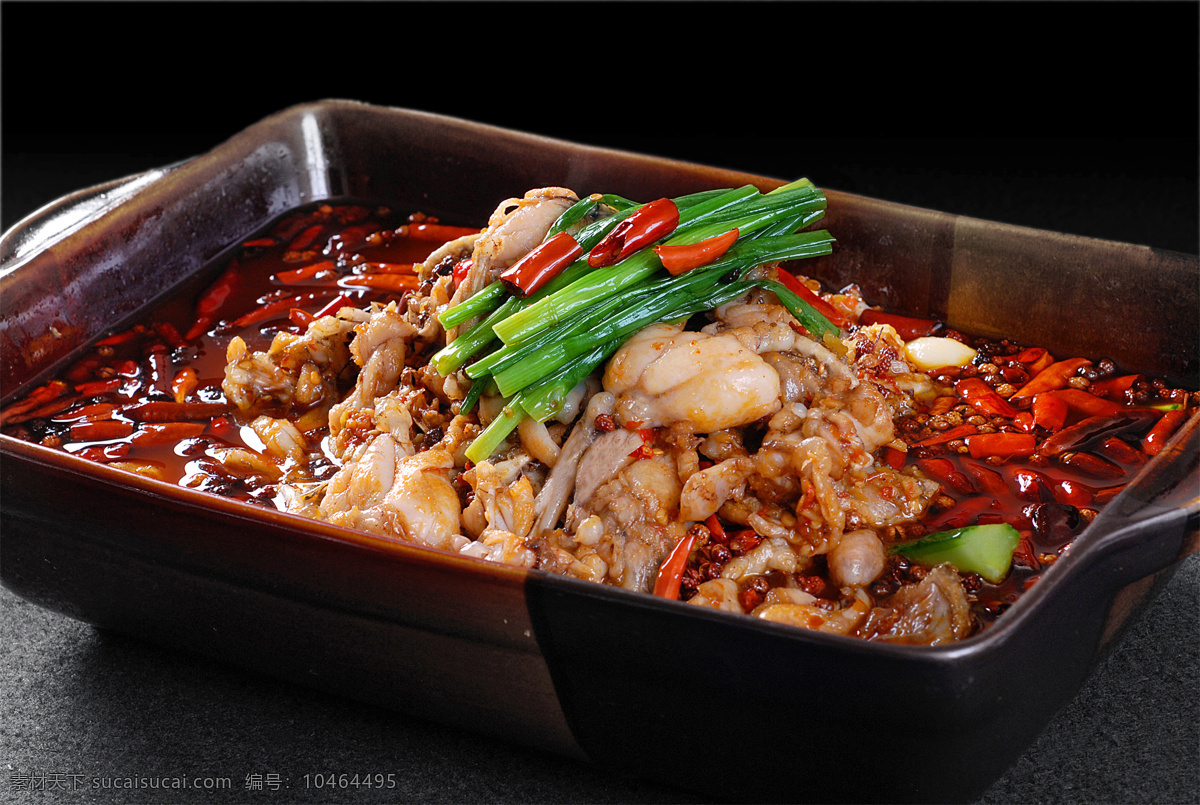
438,282 -> 507,329
445,179 -> 838,461
464,399 -> 526,465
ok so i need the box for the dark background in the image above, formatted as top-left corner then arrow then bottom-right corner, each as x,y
2,2 -> 1198,804
3,2 -> 1198,255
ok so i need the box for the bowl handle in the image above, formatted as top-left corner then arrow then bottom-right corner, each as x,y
0,161 -> 186,270
1085,410 -> 1199,582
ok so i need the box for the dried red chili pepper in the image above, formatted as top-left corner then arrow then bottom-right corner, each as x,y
956,377 -> 1019,418
94,329 -> 141,347
1038,388 -> 1124,418
452,258 -> 473,287
655,228 -> 739,275
4,381 -> 70,415
1049,477 -> 1095,507
1026,351 -> 1055,376
169,369 -> 196,405
775,268 -> 849,328
207,416 -> 236,439
856,309 -> 937,340
1005,467 -> 1055,502
653,531 -> 699,600
399,222 -> 482,242
927,496 -> 1003,529
361,262 -> 423,275
232,292 -> 339,328
728,529 -> 762,554
1141,408 -> 1188,456
1058,451 -> 1126,480
286,224 -> 325,252
55,402 -> 117,422
1,394 -> 80,426
69,419 -> 134,442
340,274 -> 420,295
324,224 -> 379,254
275,260 -> 338,285
499,232 -> 583,297
64,357 -> 104,384
1031,392 -> 1069,432
186,259 -> 242,340
587,198 -> 679,268
928,396 -> 960,416
289,308 -> 316,329
1038,410 -> 1158,456
1092,484 -> 1127,504
739,587 -> 766,612
73,378 -> 123,397
962,461 -> 1009,496
1087,373 -> 1140,399
130,422 -> 208,445
70,443 -> 130,462
916,457 -> 976,495
148,327 -> 181,353
965,432 -> 1036,460
1009,357 -> 1091,401
1013,346 -> 1049,366
628,443 -> 655,460
122,400 -> 231,422
704,513 -> 727,542
1095,436 -> 1147,466
880,445 -> 908,470
312,294 -> 357,319
916,423 -> 978,446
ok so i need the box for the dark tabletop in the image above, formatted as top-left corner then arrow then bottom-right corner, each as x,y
2,3 -> 1197,803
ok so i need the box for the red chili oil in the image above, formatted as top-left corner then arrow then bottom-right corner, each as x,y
0,201 -> 475,504
890,334 -> 1191,623
2,205 -> 1195,634
678,330 -> 1197,631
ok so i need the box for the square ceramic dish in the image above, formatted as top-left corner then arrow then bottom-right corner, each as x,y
1,100 -> 1197,803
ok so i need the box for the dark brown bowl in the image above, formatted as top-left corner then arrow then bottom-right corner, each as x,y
2,100 -> 1197,803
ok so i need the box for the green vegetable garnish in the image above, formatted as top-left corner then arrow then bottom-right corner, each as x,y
441,179 -> 839,464
890,523 -> 1021,584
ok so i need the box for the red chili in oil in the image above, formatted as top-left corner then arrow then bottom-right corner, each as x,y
680,331 -> 1197,631
3,206 -> 1196,637
1,202 -> 468,505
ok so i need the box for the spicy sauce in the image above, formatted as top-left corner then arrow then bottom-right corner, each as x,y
679,332 -> 1196,632
2,202 -> 1195,635
0,201 -> 477,503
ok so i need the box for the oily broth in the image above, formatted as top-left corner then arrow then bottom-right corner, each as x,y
3,198 -> 1194,634
4,201 -> 468,505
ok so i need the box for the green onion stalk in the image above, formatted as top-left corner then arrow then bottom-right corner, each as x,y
443,179 -> 839,464
432,184 -> 771,374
